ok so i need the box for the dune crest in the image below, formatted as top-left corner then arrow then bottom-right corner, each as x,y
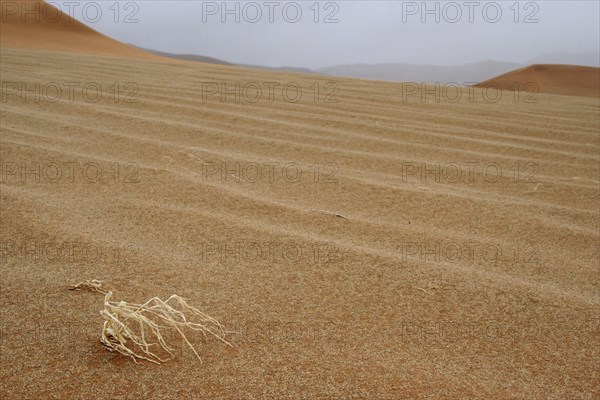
476,64 -> 600,98
0,0 -> 162,60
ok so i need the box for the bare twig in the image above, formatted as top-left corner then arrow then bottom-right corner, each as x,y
416,287 -> 430,295
316,210 -> 348,219
100,291 -> 231,364
70,281 -> 231,364
69,280 -> 109,294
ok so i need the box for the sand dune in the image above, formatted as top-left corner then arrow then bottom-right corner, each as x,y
1,5 -> 599,399
1,46 -> 599,399
317,61 -> 523,85
529,51 -> 600,68
0,0 -> 161,60
476,64 -> 600,98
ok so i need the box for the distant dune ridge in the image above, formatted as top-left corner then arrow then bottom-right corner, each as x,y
137,47 -> 234,66
0,0 -> 161,60
135,47 -> 600,97
137,46 -> 315,74
477,64 -> 600,98
315,52 -> 600,84
2,0 -> 598,98
529,51 -> 600,68
315,61 -> 524,85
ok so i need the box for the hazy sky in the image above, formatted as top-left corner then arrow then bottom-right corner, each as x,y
53,1 -> 599,68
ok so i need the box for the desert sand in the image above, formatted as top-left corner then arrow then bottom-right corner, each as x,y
0,0 -> 163,60
1,1 -> 599,399
477,64 -> 600,98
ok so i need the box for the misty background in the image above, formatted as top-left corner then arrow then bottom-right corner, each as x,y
49,0 -> 600,81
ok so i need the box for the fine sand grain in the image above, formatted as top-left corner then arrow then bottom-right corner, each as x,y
1,46 -> 598,399
1,1 -> 599,399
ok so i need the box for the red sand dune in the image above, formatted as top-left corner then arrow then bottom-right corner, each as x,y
0,0 -> 162,60
476,64 -> 600,98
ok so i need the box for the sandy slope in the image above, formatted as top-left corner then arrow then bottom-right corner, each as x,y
1,3 -> 599,397
0,46 -> 598,399
476,64 -> 600,98
0,0 -> 162,60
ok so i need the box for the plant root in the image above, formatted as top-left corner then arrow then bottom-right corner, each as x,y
69,279 -> 109,294
100,291 -> 231,364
